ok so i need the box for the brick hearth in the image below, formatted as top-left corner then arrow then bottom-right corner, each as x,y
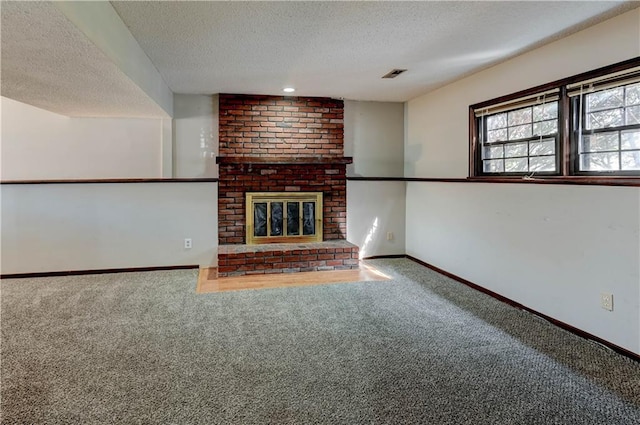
217,240 -> 359,277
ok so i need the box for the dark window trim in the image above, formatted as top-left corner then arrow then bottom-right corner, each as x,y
470,57 -> 640,111
469,57 -> 640,182
479,136 -> 560,177
570,85 -> 640,176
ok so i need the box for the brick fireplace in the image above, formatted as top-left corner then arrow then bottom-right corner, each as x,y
216,94 -> 358,277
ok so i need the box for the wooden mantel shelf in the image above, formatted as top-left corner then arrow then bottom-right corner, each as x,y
216,156 -> 353,165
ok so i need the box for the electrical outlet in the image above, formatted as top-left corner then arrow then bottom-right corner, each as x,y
184,238 -> 192,249
600,293 -> 613,311
387,232 -> 394,241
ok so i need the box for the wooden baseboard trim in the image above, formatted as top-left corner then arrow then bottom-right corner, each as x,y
362,254 -> 406,260
405,255 -> 640,363
1,264 -> 199,279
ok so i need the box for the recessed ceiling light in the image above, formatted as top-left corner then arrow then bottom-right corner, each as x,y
283,87 -> 295,93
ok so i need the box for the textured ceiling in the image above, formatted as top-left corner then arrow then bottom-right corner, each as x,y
0,1 -> 637,118
0,1 -> 168,117
111,1 -> 636,102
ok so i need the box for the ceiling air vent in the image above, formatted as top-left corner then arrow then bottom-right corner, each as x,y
382,69 -> 407,79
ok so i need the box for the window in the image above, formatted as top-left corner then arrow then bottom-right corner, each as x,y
476,90 -> 559,175
570,79 -> 640,174
470,58 -> 640,180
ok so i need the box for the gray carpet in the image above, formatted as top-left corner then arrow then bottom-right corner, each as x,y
1,258 -> 639,424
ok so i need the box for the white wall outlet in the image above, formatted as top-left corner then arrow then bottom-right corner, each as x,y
387,232 -> 394,241
184,238 -> 192,249
600,293 -> 613,311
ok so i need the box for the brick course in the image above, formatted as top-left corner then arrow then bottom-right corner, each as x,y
218,163 -> 346,244
217,241 -> 359,277
219,94 -> 344,157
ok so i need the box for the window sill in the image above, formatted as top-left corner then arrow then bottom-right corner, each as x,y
467,176 -> 640,187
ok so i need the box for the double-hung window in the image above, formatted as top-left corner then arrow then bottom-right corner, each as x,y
569,74 -> 640,174
475,90 -> 560,175
470,58 -> 640,180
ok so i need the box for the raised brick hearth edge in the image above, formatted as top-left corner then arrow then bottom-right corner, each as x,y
217,241 -> 359,277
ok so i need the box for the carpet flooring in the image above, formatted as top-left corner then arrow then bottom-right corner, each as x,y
1,258 -> 639,424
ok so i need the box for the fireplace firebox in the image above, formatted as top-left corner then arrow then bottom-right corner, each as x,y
246,192 -> 323,244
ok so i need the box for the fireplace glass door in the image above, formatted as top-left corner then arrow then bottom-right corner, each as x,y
246,192 -> 323,244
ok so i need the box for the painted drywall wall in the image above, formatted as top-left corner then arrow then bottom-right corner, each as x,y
344,100 -> 404,177
405,9 -> 640,354
173,94 -> 218,178
1,183 -> 218,274
1,97 -> 164,180
347,180 -> 406,257
406,183 -> 640,354
161,118 -> 173,178
173,96 -> 404,179
406,8 -> 640,178
54,1 -> 173,117
344,100 -> 406,257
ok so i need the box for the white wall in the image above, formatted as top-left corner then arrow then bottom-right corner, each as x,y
347,181 -> 406,258
406,8 -> 640,178
1,183 -> 218,274
406,183 -> 640,354
53,1 -> 173,116
1,97 -> 164,180
0,94 -> 405,271
344,100 -> 404,177
405,9 -> 640,354
171,97 -> 403,179
344,100 -> 406,256
173,94 -> 218,178
0,94 -> 218,274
